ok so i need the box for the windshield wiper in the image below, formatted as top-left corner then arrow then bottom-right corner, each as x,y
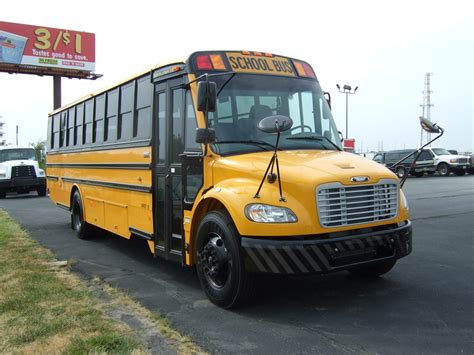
214,140 -> 276,151
286,135 -> 342,151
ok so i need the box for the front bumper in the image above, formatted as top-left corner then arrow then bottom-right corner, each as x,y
449,164 -> 470,170
241,221 -> 412,274
0,177 -> 46,189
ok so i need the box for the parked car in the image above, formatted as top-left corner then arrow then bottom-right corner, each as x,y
426,147 -> 470,176
373,149 -> 436,178
0,147 -> 46,198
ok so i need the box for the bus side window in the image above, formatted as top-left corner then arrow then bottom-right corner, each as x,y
52,114 -> 60,150
135,76 -> 152,139
118,82 -> 135,142
75,103 -> 84,146
105,89 -> 118,143
67,107 -> 75,147
59,111 -> 67,148
47,116 -> 53,150
84,99 -> 94,145
94,94 -> 105,144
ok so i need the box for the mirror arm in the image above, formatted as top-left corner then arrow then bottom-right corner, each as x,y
397,126 -> 444,188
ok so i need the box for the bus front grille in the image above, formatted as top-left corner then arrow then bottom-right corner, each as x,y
316,180 -> 398,228
11,165 -> 36,178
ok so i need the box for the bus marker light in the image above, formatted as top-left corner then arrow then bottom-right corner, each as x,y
210,54 -> 226,70
195,55 -> 213,70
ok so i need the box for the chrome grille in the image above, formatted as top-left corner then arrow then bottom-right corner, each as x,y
457,158 -> 468,164
316,180 -> 398,228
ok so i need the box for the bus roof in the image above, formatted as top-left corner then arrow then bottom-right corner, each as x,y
49,55 -> 188,116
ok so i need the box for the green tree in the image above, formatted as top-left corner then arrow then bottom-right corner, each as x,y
30,140 -> 46,168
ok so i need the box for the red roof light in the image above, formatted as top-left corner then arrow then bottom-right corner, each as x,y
195,55 -> 213,70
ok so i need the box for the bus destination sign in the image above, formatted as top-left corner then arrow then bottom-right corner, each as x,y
225,52 -> 295,77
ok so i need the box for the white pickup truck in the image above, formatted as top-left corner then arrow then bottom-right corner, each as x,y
0,147 -> 46,198
423,147 -> 471,176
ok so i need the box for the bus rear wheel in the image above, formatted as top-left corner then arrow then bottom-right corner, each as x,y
195,210 -> 254,309
71,191 -> 94,240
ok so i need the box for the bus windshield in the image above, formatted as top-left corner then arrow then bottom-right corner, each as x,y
208,74 -> 342,155
0,148 -> 36,162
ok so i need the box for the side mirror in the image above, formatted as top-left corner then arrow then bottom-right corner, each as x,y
197,81 -> 217,112
195,128 -> 216,144
419,117 -> 442,134
257,115 -> 293,133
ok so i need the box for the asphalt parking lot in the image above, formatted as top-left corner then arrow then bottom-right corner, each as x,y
1,175 -> 473,354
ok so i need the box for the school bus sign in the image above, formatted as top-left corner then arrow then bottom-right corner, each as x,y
0,21 -> 98,79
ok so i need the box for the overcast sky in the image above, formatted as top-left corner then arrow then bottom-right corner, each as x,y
1,0 -> 472,152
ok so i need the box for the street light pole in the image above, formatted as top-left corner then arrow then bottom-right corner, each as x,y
336,84 -> 358,139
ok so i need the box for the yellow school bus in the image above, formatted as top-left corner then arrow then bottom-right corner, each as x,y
47,50 -> 411,308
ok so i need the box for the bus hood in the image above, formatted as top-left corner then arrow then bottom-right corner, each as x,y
212,150 -> 397,187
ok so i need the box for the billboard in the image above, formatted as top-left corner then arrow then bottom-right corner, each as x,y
0,21 -> 97,78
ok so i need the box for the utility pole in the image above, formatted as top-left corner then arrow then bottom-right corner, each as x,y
336,84 -> 358,139
420,73 -> 434,146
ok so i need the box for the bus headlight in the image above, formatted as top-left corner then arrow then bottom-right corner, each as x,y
0,167 -> 6,179
245,204 -> 298,223
38,169 -> 45,177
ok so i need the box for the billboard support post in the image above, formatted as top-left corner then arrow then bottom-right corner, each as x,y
53,76 -> 61,110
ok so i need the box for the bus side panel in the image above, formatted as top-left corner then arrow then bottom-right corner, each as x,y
46,146 -> 154,240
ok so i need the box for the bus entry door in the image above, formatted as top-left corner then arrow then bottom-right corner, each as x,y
154,78 -> 185,262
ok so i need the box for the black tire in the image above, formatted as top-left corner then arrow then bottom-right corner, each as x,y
195,210 -> 254,309
395,166 -> 406,179
71,191 -> 94,240
349,259 -> 397,278
37,184 -> 47,196
0,189 -> 6,199
437,163 -> 450,176
454,170 -> 465,176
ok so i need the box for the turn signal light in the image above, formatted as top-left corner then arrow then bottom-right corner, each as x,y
292,60 -> 316,78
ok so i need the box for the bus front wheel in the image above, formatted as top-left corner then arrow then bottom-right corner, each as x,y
195,210 -> 254,309
71,191 -> 94,240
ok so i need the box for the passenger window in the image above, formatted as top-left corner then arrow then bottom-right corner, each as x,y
105,89 -> 118,142
84,99 -> 94,144
75,103 -> 84,146
94,95 -> 105,144
135,76 -> 152,139
59,112 -> 67,148
67,107 -> 75,147
118,82 -> 135,141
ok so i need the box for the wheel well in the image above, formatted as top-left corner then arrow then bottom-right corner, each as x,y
189,198 -> 227,265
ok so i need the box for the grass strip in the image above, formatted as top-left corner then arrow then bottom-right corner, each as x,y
0,209 -> 144,353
